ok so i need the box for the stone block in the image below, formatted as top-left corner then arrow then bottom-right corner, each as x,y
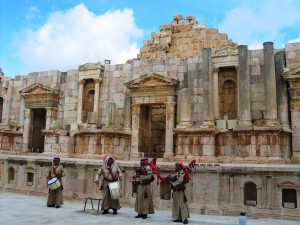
227,119 -> 237,129
216,120 -> 226,129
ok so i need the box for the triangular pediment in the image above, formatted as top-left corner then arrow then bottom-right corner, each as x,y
283,65 -> 300,77
278,180 -> 299,189
20,83 -> 59,96
125,73 -> 179,89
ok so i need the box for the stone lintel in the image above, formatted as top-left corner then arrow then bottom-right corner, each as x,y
253,126 -> 281,135
173,127 -> 217,135
75,129 -> 131,137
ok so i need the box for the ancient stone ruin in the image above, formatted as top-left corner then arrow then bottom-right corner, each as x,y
0,15 -> 299,220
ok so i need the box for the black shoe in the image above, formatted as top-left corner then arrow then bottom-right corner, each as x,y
47,204 -> 55,207
55,205 -> 60,208
135,214 -> 143,218
102,210 -> 109,214
113,209 -> 117,215
173,219 -> 182,222
142,214 -> 147,219
183,219 -> 188,224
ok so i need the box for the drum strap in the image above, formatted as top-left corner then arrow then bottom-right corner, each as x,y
106,168 -> 117,181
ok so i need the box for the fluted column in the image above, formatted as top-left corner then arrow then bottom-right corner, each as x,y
123,96 -> 132,131
275,51 -> 289,129
176,88 -> 191,128
93,78 -> 101,124
164,96 -> 176,158
202,48 -> 215,127
263,42 -> 279,125
213,67 -> 220,119
22,108 -> 31,153
77,79 -> 85,125
238,45 -> 252,126
130,103 -> 141,158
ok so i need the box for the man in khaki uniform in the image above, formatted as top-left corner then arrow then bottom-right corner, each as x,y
166,162 -> 190,224
46,156 -> 65,208
95,155 -> 122,215
133,157 -> 155,219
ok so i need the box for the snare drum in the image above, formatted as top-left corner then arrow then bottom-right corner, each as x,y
108,181 -> 120,200
47,177 -> 61,190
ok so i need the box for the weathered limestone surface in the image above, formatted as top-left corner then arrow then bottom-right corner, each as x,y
0,15 -> 299,220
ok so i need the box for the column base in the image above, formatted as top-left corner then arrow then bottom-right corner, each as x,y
163,152 -> 174,159
200,121 -> 216,128
176,122 -> 192,128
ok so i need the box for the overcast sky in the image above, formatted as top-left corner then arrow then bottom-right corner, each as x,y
1,0 -> 300,77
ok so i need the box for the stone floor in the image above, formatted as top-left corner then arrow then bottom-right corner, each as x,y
0,191 -> 299,225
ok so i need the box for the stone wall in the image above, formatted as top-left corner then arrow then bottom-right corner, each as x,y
0,155 -> 299,220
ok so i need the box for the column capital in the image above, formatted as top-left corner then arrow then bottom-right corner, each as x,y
93,78 -> 102,83
132,103 -> 141,115
165,101 -> 176,114
212,67 -> 220,73
78,79 -> 86,85
24,108 -> 31,118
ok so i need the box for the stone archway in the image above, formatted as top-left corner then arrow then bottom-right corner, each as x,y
125,73 -> 179,159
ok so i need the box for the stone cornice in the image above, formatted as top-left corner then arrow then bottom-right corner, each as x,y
173,127 -> 217,135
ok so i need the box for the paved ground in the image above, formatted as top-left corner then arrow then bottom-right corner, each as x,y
0,191 -> 299,225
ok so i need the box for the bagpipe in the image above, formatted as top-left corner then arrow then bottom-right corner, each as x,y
148,156 -> 197,184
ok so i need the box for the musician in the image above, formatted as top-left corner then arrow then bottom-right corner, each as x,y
95,155 -> 122,215
133,157 -> 155,219
166,162 -> 190,224
46,155 -> 65,208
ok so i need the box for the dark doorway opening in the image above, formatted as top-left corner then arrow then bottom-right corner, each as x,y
29,108 -> 46,153
139,104 -> 166,158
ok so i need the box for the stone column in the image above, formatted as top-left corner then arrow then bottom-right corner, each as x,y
257,187 -> 261,207
212,67 -> 220,119
76,79 -> 85,125
229,176 -> 234,204
239,186 -> 244,205
275,51 -> 290,129
18,96 -> 25,131
45,108 -> 57,130
266,177 -> 272,207
130,103 -> 141,158
3,80 -> 13,126
103,101 -> 116,129
176,88 -> 191,128
22,108 -> 31,153
237,45 -> 252,126
123,96 -> 132,131
297,190 -> 300,209
202,48 -> 215,127
263,42 -> 279,125
164,96 -> 176,158
93,78 -> 101,124
283,71 -> 300,162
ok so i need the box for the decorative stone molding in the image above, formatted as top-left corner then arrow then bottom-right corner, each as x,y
20,83 -> 59,109
78,62 -> 104,81
212,47 -> 238,57
125,73 -> 179,104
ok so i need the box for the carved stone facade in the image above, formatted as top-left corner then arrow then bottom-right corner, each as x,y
0,15 -> 299,220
